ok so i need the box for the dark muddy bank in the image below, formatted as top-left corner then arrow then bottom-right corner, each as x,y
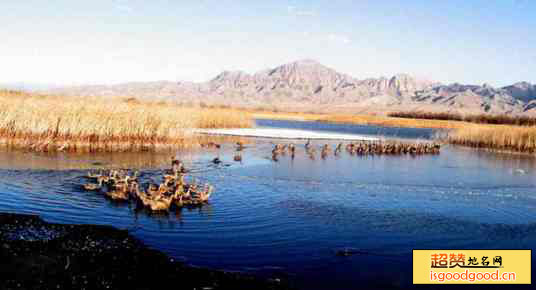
0,212 -> 290,290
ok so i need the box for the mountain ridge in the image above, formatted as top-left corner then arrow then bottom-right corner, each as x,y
35,60 -> 536,114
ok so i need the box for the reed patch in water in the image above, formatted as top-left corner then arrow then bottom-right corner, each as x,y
447,125 -> 536,153
0,91 -> 253,152
389,111 -> 536,126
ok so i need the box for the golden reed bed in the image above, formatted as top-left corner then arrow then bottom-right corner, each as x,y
3,89 -> 535,154
0,90 -> 252,152
447,125 -> 536,153
389,111 -> 536,126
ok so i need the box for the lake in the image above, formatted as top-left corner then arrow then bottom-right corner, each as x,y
0,119 -> 535,289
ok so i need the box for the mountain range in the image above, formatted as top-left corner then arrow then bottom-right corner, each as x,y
35,59 -> 536,114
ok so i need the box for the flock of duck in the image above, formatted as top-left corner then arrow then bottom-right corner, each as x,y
82,158 -> 213,211
80,139 -> 441,209
201,139 -> 441,163
204,140 -> 441,163
271,140 -> 441,161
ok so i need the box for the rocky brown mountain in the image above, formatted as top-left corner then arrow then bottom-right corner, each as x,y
41,60 -> 535,115
502,82 -> 536,103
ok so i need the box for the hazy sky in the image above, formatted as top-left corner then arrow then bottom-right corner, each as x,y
1,0 -> 535,86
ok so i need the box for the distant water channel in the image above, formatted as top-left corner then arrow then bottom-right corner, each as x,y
255,118 -> 439,140
0,119 -> 535,289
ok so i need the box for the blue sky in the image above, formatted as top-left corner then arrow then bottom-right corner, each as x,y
1,0 -> 535,86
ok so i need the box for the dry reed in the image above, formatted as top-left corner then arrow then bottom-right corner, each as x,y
0,91 -> 252,152
389,111 -> 536,126
447,125 -> 536,153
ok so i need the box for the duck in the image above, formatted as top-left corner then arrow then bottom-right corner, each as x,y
107,170 -> 121,183
289,144 -> 296,159
212,157 -> 222,164
305,139 -> 311,150
272,144 -> 284,155
236,141 -> 245,151
83,177 -> 104,191
181,184 -> 207,205
127,170 -> 139,182
321,149 -> 328,159
106,182 -> 130,201
433,143 -> 441,154
132,184 -> 174,211
321,144 -> 330,158
163,169 -> 183,184
127,181 -> 140,199
146,194 -> 174,211
120,175 -> 132,185
271,144 -> 283,161
193,185 -> 213,203
132,183 -> 147,200
171,158 -> 186,174
288,143 -> 296,154
233,154 -> 242,162
176,173 -> 185,185
157,183 -> 171,196
306,144 -> 316,158
87,170 -> 104,180
174,192 -> 185,207
157,185 -> 183,209
163,172 -> 176,183
182,185 -> 192,200
147,184 -> 159,197
335,143 -> 342,155
172,184 -> 187,207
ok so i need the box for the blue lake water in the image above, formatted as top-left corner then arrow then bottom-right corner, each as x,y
0,120 -> 535,289
256,119 -> 439,140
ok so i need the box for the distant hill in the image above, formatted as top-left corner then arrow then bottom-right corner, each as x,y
40,59 -> 536,115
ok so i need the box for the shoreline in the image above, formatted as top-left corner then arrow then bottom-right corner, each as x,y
0,212 -> 291,290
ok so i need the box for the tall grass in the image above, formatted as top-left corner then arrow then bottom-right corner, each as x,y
0,91 -> 252,152
389,111 -> 536,152
389,111 -> 536,126
447,125 -> 536,153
